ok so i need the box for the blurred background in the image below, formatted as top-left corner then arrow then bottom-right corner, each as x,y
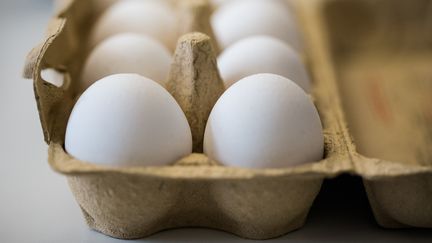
0,0 -> 431,242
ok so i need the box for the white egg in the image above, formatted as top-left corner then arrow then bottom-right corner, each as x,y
204,73 -> 323,168
211,0 -> 302,51
218,35 -> 311,91
80,33 -> 172,93
89,0 -> 177,49
65,73 -> 192,167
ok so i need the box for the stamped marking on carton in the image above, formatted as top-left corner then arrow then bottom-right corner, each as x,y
339,53 -> 432,166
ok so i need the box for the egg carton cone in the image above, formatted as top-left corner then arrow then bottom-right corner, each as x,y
23,0 -> 432,240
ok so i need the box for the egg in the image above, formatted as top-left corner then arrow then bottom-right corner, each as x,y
89,0 -> 177,49
204,73 -> 323,168
65,73 -> 192,167
80,33 -> 172,93
218,35 -> 311,91
211,0 -> 302,51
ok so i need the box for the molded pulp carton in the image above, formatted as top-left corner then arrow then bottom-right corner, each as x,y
24,0 -> 432,239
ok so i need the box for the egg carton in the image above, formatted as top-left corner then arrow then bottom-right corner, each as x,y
23,0 -> 432,239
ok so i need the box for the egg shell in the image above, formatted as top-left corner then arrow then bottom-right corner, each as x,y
65,73 -> 192,167
204,73 -> 323,168
218,35 -> 311,91
80,33 -> 172,93
89,0 -> 177,49
211,0 -> 302,51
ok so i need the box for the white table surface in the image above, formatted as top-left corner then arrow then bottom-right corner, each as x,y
1,0 -> 431,242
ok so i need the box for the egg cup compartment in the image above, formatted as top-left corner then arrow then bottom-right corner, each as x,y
24,0 -> 432,240
299,0 -> 432,228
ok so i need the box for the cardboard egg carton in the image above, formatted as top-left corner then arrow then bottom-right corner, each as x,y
23,0 -> 432,239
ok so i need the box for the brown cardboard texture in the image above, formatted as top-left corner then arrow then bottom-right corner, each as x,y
24,0 -> 432,240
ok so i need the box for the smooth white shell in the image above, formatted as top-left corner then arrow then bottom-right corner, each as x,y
80,33 -> 172,93
211,0 -> 302,51
218,35 -> 311,91
89,0 -> 177,49
204,73 -> 323,168
65,74 -> 192,167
